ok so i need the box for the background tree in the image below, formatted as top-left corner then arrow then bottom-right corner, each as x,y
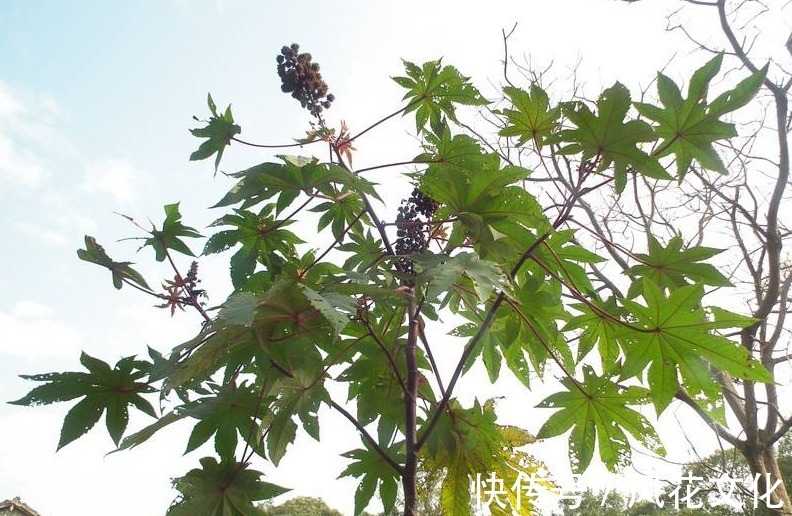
552,434 -> 792,516
556,0 -> 792,511
259,495 -> 343,516
8,6 -> 783,516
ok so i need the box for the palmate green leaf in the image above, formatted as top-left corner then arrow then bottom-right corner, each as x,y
626,233 -> 731,298
499,84 -> 560,148
203,206 -> 303,289
338,229 -> 384,273
620,281 -> 771,414
393,59 -> 488,133
635,54 -> 768,180
114,411 -> 186,453
440,450 -> 471,516
267,367 -> 331,452
549,82 -> 671,192
422,399 -> 544,515
204,207 -> 302,256
339,442 -> 401,516
167,457 -> 288,516
190,93 -> 241,172
414,251 -> 512,305
213,156 -> 374,212
166,280 -> 342,392
483,274 -> 570,384
454,306 -> 540,388
310,191 -> 366,240
419,131 -> 533,216
145,203 -> 202,261
77,236 -> 150,290
10,352 -> 156,448
537,366 -> 664,474
531,229 -> 604,296
182,381 -> 265,459
563,298 -> 625,373
337,340 -> 408,439
164,327 -> 256,393
249,279 -> 348,337
418,130 -> 549,257
423,399 -> 503,473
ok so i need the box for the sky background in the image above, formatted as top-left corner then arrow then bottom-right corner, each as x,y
1,1 -> 788,515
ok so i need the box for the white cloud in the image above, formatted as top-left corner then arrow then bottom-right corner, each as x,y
11,189 -> 98,247
0,301 -> 82,358
0,81 -> 61,189
82,158 -> 143,205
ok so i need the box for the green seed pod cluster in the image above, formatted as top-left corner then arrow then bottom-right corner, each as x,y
276,43 -> 335,118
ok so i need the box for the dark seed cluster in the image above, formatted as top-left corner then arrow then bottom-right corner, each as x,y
185,261 -> 199,289
276,43 -> 335,118
185,261 -> 206,300
395,187 -> 439,277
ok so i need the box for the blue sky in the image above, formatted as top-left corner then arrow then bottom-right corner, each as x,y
0,1 -> 743,514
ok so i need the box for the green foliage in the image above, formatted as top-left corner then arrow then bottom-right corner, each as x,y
420,399 -> 546,515
499,84 -> 560,148
182,380 -> 264,459
549,82 -> 670,192
537,367 -> 663,473
625,234 -> 732,299
76,236 -> 149,290
145,203 -> 202,262
619,281 -> 769,414
634,54 -> 767,180
10,352 -> 156,448
167,457 -> 287,516
260,496 -> 343,516
11,46 -> 773,516
191,93 -> 241,172
340,444 -> 402,516
393,59 -> 488,133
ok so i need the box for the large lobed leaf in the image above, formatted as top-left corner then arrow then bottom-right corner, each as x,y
10,352 -> 156,448
144,203 -> 202,262
77,236 -> 150,290
499,84 -> 560,148
167,457 -> 287,516
620,281 -> 769,414
635,54 -> 767,180
393,59 -> 488,133
537,366 -> 665,474
626,233 -> 731,299
339,443 -> 401,515
190,93 -> 241,172
550,82 -> 671,192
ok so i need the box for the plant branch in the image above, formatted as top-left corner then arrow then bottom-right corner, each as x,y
231,136 -> 321,149
330,400 -> 404,475
403,290 -> 420,516
676,387 -> 741,448
416,232 -> 551,450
